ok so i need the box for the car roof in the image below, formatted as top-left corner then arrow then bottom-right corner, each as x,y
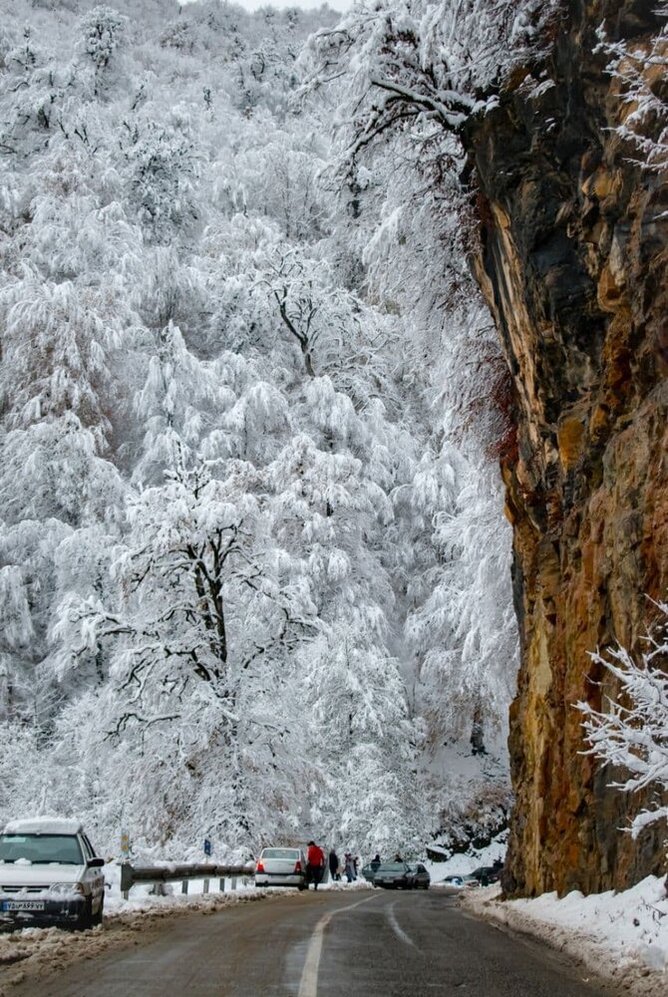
3,817 -> 83,836
260,846 -> 301,852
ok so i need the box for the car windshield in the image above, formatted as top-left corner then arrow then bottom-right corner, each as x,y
261,848 -> 299,859
0,834 -> 83,865
378,863 -> 406,872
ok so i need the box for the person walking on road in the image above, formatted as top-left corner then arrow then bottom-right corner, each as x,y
306,840 -> 325,890
328,848 -> 340,882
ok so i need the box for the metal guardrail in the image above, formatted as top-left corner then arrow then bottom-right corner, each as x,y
119,862 -> 255,899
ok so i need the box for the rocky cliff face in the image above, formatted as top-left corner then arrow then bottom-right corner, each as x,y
466,0 -> 668,895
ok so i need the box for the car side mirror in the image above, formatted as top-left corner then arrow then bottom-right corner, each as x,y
87,857 -> 105,868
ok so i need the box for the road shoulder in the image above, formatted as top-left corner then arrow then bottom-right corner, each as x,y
459,886 -> 666,997
0,890 -> 279,994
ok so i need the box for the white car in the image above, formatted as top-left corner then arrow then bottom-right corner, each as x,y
438,874 -> 480,894
255,847 -> 307,889
0,817 -> 106,930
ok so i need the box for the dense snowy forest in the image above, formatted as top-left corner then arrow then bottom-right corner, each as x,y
0,0 -> 520,859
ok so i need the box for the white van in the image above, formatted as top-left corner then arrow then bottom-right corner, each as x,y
0,817 -> 105,930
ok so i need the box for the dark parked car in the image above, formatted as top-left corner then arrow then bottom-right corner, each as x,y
360,863 -> 377,883
470,862 -> 503,886
408,863 -> 430,890
373,862 -> 415,889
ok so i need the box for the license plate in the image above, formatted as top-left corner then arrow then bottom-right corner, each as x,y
2,900 -> 45,912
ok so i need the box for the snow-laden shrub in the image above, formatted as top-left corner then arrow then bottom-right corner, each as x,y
578,601 -> 668,839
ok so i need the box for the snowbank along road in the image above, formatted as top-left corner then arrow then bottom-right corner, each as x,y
7,889 -> 626,996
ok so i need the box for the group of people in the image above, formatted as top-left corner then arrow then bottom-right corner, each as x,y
328,848 -> 361,883
305,841 -> 385,889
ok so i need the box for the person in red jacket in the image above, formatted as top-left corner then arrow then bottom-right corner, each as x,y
306,840 -> 325,890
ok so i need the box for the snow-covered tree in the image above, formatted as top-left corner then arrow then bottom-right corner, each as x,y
0,721 -> 43,825
578,603 -> 668,838
0,216 -> 128,720
597,1 -> 668,173
304,0 -> 560,157
75,5 -> 128,99
299,625 -> 423,855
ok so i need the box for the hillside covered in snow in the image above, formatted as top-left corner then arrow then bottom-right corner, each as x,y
0,0 -> 517,859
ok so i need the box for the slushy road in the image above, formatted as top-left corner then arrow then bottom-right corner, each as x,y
12,888 -> 620,996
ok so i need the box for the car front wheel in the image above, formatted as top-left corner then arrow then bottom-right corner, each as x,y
91,897 -> 104,926
76,897 -> 93,931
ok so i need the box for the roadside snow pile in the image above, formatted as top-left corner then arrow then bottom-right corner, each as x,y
462,876 -> 667,996
104,877 -> 368,915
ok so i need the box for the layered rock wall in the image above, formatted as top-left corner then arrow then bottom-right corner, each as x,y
466,0 -> 668,895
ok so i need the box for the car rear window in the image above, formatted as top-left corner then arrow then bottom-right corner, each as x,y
378,863 -> 406,871
0,834 -> 84,865
261,848 -> 299,859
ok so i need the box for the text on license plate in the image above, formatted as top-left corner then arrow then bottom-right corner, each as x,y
2,900 -> 45,911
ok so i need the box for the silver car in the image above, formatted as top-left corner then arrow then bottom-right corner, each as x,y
373,861 -> 414,889
408,862 -> 431,890
254,847 -> 307,890
0,817 -> 105,930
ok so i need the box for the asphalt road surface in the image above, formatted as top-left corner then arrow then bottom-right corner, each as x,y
13,888 -> 619,997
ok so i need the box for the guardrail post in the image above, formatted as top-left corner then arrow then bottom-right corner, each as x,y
116,863 -> 252,899
120,862 -> 133,900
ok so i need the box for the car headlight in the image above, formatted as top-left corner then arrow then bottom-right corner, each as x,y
49,883 -> 85,896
